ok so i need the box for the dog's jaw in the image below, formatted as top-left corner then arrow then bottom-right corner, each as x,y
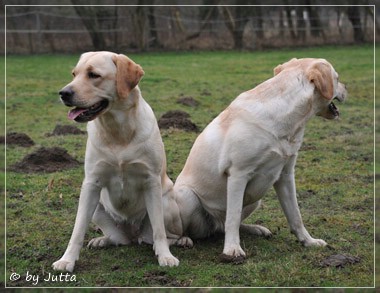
67,99 -> 109,123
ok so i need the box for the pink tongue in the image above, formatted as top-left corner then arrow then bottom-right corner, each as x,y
68,108 -> 87,120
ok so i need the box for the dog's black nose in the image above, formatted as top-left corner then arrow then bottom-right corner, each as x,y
59,87 -> 75,106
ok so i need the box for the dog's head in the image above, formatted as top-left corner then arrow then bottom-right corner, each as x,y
59,51 -> 144,123
274,58 -> 347,120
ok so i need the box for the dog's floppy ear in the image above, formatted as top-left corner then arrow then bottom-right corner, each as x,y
273,64 -> 283,76
307,61 -> 334,100
273,58 -> 297,76
112,54 -> 144,98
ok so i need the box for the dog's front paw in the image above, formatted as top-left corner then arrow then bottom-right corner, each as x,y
222,244 -> 246,258
176,236 -> 194,248
158,254 -> 179,267
220,245 -> 246,264
52,259 -> 76,272
303,238 -> 327,247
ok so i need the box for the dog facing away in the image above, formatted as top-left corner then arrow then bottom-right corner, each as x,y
52,52 -> 182,272
166,58 -> 347,260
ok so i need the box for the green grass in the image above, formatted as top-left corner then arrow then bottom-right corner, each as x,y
5,45 -> 375,288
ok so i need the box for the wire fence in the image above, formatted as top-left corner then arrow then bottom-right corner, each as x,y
2,6 -> 377,54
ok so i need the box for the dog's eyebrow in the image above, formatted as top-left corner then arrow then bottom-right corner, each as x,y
87,65 -> 95,72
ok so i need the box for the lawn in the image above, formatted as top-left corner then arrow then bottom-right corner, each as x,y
4,45 -> 375,288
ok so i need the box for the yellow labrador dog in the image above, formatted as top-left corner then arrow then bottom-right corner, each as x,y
52,52 -> 180,272
170,58 -> 347,260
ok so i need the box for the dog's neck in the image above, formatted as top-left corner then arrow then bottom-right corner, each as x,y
273,95 -> 314,142
242,74 -> 316,141
93,87 -> 145,145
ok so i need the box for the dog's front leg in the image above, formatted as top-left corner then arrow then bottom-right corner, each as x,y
274,172 -> 327,247
52,182 -> 101,272
223,174 -> 247,258
144,176 -> 179,267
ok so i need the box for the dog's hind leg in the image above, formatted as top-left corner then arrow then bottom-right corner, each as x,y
175,185 -> 213,240
87,203 -> 131,248
240,223 -> 272,238
240,200 -> 272,238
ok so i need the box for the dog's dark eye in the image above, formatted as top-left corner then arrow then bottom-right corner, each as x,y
88,72 -> 101,79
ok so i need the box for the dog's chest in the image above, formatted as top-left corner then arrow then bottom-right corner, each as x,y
100,161 -> 151,221
243,141 -> 300,204
278,137 -> 302,158
244,155 -> 286,196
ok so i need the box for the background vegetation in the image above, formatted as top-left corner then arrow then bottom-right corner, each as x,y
3,2 -> 376,53
5,45 -> 375,288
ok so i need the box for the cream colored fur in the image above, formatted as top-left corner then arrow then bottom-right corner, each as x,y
166,58 -> 347,259
52,51 -> 180,272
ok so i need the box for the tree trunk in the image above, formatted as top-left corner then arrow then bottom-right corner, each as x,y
305,4 -> 323,38
147,6 -> 161,48
296,7 -> 306,41
71,4 -> 106,50
285,7 -> 297,39
252,4 -> 264,39
219,6 -> 249,49
134,5 -> 147,50
347,5 -> 365,43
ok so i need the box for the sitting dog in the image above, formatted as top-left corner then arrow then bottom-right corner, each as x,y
52,51 -> 181,272
167,58 -> 347,260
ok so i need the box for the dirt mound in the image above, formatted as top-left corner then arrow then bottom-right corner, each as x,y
177,96 -> 199,107
161,110 -> 190,120
1,132 -> 35,147
143,271 -> 190,286
158,110 -> 199,132
320,254 -> 360,268
47,124 -> 86,136
9,147 -> 80,173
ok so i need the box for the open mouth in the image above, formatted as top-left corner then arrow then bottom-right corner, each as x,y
328,101 -> 339,117
67,100 -> 109,123
328,97 -> 343,118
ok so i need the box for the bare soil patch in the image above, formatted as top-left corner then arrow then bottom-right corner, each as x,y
177,96 -> 199,107
1,132 -> 34,147
9,147 -> 80,173
47,124 -> 86,136
143,271 -> 190,287
158,110 -> 199,132
320,254 -> 360,268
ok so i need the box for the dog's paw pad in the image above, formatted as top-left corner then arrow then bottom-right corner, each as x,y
52,259 -> 75,272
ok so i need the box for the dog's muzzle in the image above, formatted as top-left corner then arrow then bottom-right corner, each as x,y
59,87 -> 109,123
